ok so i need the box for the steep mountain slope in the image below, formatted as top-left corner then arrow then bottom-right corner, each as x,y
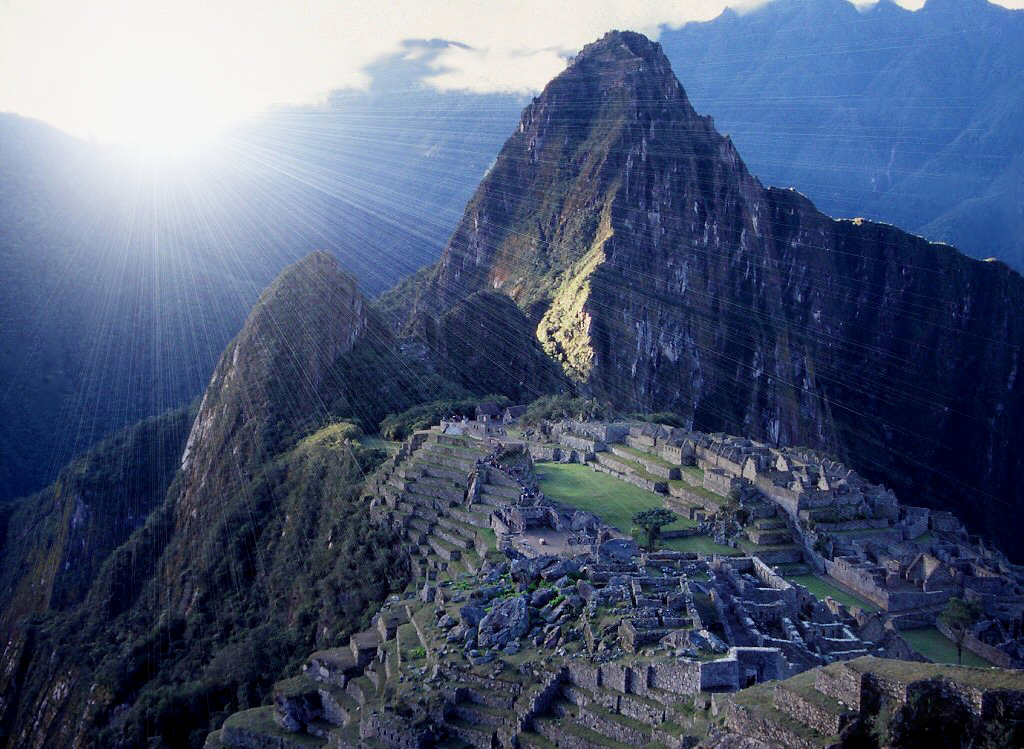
0,253 -> 427,748
0,406 -> 192,641
661,0 -> 1024,270
408,30 -> 1024,559
6,1 -> 1021,507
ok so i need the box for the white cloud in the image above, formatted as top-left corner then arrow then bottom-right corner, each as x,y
0,0 -> 1021,144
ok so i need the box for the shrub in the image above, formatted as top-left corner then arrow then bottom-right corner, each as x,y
523,394 -> 607,425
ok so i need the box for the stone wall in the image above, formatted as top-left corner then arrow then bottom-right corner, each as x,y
823,559 -> 889,609
725,701 -> 825,749
773,686 -> 847,735
814,664 -> 863,711
936,620 -> 1019,669
649,661 -> 702,695
703,470 -> 739,497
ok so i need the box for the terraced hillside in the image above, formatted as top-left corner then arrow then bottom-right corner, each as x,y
720,657 -> 1024,748
205,421 -> 933,749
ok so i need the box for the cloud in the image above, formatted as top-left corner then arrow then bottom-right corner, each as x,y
1,0 -> 1021,142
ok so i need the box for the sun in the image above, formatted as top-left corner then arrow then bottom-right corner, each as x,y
85,39 -> 235,158
43,3 -> 256,159
99,66 -> 230,157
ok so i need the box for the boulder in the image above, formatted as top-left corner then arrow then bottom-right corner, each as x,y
438,614 -> 456,629
477,595 -> 531,649
598,539 -> 637,564
540,558 -> 580,581
510,555 -> 557,582
460,604 -> 486,629
530,587 -> 556,608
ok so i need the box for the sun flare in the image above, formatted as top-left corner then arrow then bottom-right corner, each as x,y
75,12 -> 240,156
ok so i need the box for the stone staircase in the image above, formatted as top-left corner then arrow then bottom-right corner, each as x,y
529,686 -> 693,749
738,509 -> 806,566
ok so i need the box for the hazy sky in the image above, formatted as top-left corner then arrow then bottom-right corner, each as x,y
2,0 -> 1022,148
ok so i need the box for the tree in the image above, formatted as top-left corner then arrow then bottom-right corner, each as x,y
632,508 -> 678,550
939,597 -> 983,665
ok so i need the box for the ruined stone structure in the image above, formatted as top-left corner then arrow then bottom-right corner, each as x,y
202,416 -> 1019,749
528,419 -> 1024,667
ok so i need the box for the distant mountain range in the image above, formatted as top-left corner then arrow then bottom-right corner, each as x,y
1,0 -> 1021,506
660,0 -> 1024,271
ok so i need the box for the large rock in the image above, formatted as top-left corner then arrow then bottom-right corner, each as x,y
459,604 -> 486,629
477,595 -> 531,649
599,539 -> 638,564
510,555 -> 558,583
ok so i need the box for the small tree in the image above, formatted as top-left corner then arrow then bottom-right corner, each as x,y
632,508 -> 678,550
939,597 -> 983,665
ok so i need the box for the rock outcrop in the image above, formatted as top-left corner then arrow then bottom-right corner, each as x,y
406,30 -> 1024,560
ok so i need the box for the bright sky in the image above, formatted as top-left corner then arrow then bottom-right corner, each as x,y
1,0 -> 1022,153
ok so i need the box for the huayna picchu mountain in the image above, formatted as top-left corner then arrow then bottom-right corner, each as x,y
402,30 -> 1024,560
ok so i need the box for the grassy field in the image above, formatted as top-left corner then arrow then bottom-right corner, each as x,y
536,462 -> 694,535
785,574 -> 878,612
899,627 -> 990,667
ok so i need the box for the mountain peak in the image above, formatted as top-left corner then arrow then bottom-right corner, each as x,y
564,29 -> 682,96
417,29 -> 737,314
573,29 -> 667,63
174,250 -> 367,548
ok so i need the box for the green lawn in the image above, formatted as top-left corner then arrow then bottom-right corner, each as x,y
536,461 -> 692,534
900,627 -> 990,667
785,574 -> 878,612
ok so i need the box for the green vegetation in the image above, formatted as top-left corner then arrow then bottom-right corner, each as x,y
785,574 -> 877,612
900,627 -> 989,667
379,396 -> 511,441
535,462 -> 684,534
939,596 -> 984,665
846,655 -> 1023,689
522,394 -> 607,426
7,420 -> 408,749
632,508 -> 679,550
0,405 -> 194,634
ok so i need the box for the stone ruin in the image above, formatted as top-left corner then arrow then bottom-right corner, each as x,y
205,416 -> 1024,748
526,418 -> 1024,669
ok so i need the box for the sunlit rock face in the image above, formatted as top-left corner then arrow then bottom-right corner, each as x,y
411,30 -> 1024,559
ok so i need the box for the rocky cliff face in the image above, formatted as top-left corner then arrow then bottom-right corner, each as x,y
412,31 -> 1024,559
176,251 -> 367,524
